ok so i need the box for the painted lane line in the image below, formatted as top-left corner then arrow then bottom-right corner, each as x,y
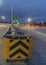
34,30 -> 46,37
3,26 -> 10,36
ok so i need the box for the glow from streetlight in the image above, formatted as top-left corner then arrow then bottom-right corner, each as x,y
1,16 -> 6,20
27,18 -> 32,23
0,0 -> 3,6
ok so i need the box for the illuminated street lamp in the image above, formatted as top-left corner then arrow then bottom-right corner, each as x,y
27,18 -> 32,23
0,0 -> 3,6
27,18 -> 34,25
41,21 -> 44,26
1,16 -> 6,20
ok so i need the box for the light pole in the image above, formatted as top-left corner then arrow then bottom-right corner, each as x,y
10,0 -> 15,35
10,0 -> 13,24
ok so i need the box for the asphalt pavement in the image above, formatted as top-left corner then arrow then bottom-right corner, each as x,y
24,28 -> 46,65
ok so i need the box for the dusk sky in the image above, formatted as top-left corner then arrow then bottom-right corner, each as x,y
0,0 -> 46,23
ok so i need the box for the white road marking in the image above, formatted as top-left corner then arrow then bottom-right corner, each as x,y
34,30 -> 46,37
0,25 -> 10,39
3,27 -> 9,36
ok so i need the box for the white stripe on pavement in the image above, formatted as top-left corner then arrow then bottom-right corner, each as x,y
34,30 -> 46,37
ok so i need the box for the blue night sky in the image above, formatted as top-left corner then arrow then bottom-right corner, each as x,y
0,0 -> 46,23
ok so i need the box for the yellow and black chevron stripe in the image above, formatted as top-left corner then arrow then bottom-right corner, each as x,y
2,37 -> 33,60
9,39 -> 30,59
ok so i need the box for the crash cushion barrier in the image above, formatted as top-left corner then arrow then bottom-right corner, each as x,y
2,36 -> 34,60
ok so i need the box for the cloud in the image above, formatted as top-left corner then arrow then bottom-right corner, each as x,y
0,0 -> 3,6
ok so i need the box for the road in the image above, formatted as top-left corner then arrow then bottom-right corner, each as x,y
0,25 -> 46,65
23,28 -> 46,65
24,28 -> 46,42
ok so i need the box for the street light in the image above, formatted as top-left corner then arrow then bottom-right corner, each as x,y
41,21 -> 44,26
27,18 -> 32,23
1,16 -> 6,20
0,0 -> 3,6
